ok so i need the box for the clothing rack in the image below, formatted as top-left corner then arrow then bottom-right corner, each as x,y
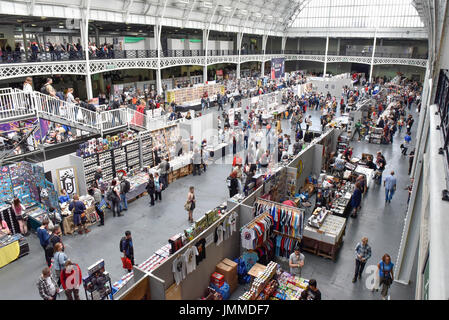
254,197 -> 305,240
240,211 -> 273,251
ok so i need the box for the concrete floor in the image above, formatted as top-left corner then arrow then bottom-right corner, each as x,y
0,103 -> 417,300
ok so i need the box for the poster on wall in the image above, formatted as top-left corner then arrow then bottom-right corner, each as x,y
271,58 -> 285,79
56,167 -> 79,196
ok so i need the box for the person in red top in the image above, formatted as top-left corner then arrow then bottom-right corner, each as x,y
60,260 -> 82,300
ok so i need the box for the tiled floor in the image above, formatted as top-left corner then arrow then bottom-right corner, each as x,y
0,102 -> 417,300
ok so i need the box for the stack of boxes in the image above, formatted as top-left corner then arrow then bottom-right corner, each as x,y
215,258 -> 238,294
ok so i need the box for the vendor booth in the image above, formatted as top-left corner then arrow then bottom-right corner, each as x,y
112,128 -> 357,300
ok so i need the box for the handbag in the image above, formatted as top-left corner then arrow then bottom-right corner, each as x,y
380,263 -> 393,286
121,257 -> 132,270
96,198 -> 107,212
184,201 -> 191,211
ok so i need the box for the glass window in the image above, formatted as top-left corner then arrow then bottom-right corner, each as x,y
290,0 -> 424,29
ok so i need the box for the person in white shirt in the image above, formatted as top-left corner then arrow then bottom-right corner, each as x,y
23,77 -> 33,93
66,88 -> 76,104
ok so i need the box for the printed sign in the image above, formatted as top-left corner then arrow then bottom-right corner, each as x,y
56,167 -> 79,196
271,58 -> 285,79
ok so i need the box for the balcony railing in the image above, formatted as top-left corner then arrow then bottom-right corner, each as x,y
0,49 -> 428,64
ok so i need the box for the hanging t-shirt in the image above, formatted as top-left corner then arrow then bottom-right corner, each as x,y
172,255 -> 187,285
241,228 -> 256,250
183,246 -> 199,274
229,212 -> 238,234
214,224 -> 226,246
195,238 -> 206,265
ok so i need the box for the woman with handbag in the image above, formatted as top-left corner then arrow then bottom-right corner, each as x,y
88,184 -> 104,226
154,172 -> 163,202
185,186 -> 196,223
377,253 -> 394,300
52,242 -> 68,287
68,194 -> 90,234
12,197 -> 28,235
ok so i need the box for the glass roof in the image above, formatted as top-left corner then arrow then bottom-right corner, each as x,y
291,0 -> 424,29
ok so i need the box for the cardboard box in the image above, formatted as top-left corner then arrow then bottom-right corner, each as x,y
227,275 -> 239,294
216,262 -> 236,279
222,258 -> 238,271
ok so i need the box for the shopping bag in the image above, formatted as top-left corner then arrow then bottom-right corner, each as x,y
121,257 -> 132,270
97,198 -> 107,212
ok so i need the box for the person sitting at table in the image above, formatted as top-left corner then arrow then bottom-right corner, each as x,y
0,218 -> 11,235
58,189 -> 70,203
366,155 -> 377,170
314,191 -> 328,209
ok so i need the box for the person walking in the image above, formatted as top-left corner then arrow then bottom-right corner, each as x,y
378,254 -> 394,300
186,186 -> 196,223
289,246 -> 305,277
120,231 -> 134,273
384,171 -> 397,204
88,184 -> 104,226
352,237 -> 372,283
60,260 -> 82,300
159,157 -> 170,189
227,171 -> 239,198
37,267 -> 59,300
352,119 -> 362,141
37,218 -> 52,266
119,175 -> 130,211
107,179 -> 121,217
52,242 -> 68,287
146,173 -> 155,206
401,132 -> 412,155
154,172 -> 163,202
305,115 -> 312,131
69,194 -> 90,233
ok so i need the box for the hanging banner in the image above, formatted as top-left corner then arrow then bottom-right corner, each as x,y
271,58 -> 285,79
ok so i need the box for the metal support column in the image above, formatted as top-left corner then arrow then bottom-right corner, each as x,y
323,36 -> 329,78
203,29 -> 209,83
81,3 -> 93,100
155,23 -> 162,95
281,36 -> 287,54
237,32 -> 243,79
261,34 -> 268,77
21,24 -> 29,61
369,33 -> 377,84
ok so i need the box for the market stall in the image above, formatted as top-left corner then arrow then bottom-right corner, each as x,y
60,195 -> 97,235
0,233 -> 29,268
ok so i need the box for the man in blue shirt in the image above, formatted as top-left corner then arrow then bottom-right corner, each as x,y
384,171 -> 397,203
121,231 -> 134,273
37,218 -> 52,266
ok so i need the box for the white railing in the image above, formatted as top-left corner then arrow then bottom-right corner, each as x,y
33,91 -> 100,131
99,108 -> 128,133
0,90 -> 37,121
127,108 -> 147,130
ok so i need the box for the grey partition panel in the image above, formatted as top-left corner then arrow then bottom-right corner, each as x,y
151,205 -> 242,300
313,144 -> 324,176
115,265 -> 147,300
238,204 -> 256,230
69,154 -> 87,196
148,273 -> 166,300
179,122 -> 192,141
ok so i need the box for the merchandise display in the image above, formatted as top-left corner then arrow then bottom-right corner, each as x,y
166,83 -> 225,104
0,233 -> 29,268
238,261 -> 278,300
60,195 -> 97,234
272,272 -> 309,300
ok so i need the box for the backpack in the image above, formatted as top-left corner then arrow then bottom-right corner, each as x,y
40,84 -> 48,94
119,237 -> 126,253
121,180 -> 130,194
45,235 -> 56,258
226,176 -> 232,188
106,188 -> 115,201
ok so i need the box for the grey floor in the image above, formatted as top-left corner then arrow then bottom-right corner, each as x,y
0,103 -> 417,300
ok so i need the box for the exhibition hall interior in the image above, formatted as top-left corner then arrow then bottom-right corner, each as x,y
0,0 -> 448,301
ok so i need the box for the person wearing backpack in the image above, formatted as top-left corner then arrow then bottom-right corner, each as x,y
119,176 -> 130,212
154,172 -> 163,202
107,179 -> 122,217
120,231 -> 134,273
146,173 -> 155,206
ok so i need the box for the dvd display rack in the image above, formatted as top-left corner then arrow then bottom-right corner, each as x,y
140,132 -> 154,168
125,140 -> 141,172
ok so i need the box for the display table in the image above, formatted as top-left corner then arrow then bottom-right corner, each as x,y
125,172 -> 150,201
302,215 -> 346,261
0,233 -> 29,268
26,206 -> 48,231
354,166 -> 374,189
60,195 -> 97,235
247,263 -> 267,278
